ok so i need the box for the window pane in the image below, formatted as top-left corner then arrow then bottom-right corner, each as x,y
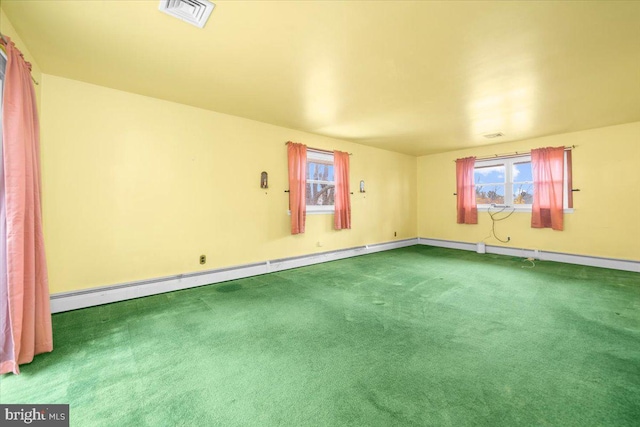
513,162 -> 532,182
475,184 -> 504,205
474,165 -> 505,184
513,183 -> 534,204
307,161 -> 334,181
306,183 -> 335,206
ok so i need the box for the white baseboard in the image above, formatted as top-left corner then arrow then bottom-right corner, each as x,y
417,237 -> 640,273
49,238 -> 418,313
50,237 -> 638,313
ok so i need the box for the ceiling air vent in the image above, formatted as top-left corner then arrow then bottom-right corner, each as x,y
159,0 -> 215,28
483,132 -> 504,139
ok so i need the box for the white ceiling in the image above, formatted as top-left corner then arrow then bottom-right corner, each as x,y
3,0 -> 640,155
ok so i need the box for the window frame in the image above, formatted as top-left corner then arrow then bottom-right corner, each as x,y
305,149 -> 335,214
474,153 -> 573,213
474,162 -> 508,206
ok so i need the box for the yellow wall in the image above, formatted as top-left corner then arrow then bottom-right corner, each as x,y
3,8 -> 637,297
417,122 -> 640,261
0,8 -> 41,107
40,75 -> 417,293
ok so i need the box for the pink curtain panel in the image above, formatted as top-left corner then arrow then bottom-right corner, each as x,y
287,142 -> 307,235
0,36 -> 52,375
456,157 -> 478,224
531,146 -> 565,231
333,150 -> 351,230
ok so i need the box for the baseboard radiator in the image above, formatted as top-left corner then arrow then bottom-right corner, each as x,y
50,238 -> 639,313
50,239 -> 417,313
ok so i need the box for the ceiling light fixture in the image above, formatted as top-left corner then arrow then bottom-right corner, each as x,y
158,0 -> 215,28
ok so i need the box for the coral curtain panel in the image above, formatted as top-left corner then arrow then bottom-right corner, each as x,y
455,157 -> 477,224
0,37 -> 52,375
333,150 -> 351,230
287,142 -> 307,235
566,149 -> 574,209
531,146 -> 565,231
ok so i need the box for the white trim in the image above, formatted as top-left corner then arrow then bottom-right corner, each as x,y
49,239 -> 418,313
477,205 -> 574,214
306,205 -> 334,214
50,237 -> 638,313
417,237 -> 640,273
287,209 -> 333,215
307,149 -> 333,163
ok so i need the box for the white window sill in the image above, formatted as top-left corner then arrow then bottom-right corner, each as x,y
478,205 -> 574,214
287,209 -> 335,215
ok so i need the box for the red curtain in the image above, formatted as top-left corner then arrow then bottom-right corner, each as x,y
456,157 -> 477,224
333,150 -> 351,230
0,37 -> 52,375
531,146 -> 565,230
287,142 -> 307,234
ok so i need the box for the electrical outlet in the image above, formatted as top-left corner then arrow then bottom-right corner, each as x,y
199,255 -> 206,265
394,231 -> 397,237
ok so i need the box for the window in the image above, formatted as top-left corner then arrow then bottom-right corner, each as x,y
474,153 -> 572,211
306,150 -> 335,213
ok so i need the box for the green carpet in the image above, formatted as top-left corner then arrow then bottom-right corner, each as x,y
1,246 -> 639,426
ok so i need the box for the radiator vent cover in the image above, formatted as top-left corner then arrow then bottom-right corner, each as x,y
159,0 -> 215,28
483,132 -> 504,139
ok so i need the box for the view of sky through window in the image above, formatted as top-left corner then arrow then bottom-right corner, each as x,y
306,161 -> 335,206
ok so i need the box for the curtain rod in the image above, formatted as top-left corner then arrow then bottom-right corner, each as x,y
0,32 -> 40,86
455,145 -> 575,162
285,141 -> 352,155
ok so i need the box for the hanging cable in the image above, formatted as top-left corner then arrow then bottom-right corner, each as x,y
486,205 -> 515,243
521,258 -> 536,269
